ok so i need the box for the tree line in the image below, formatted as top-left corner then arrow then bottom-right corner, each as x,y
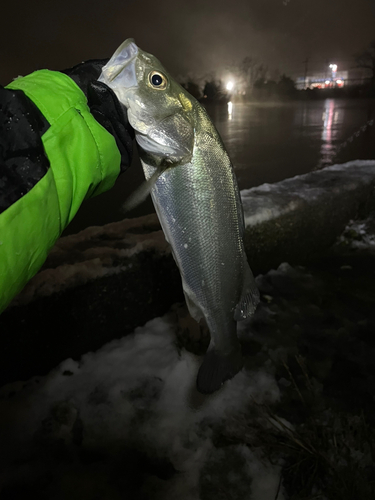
180,40 -> 375,102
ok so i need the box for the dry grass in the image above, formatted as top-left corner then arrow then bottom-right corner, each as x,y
252,355 -> 375,499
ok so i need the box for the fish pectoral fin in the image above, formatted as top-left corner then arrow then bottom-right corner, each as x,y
196,342 -> 243,394
122,165 -> 165,213
234,260 -> 260,321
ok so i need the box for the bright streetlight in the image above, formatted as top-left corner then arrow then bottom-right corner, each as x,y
226,81 -> 234,91
329,64 -> 337,80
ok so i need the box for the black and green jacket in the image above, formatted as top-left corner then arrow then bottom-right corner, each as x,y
0,70 -> 122,313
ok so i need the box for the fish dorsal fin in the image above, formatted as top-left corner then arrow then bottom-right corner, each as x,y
231,166 -> 245,237
230,164 -> 258,320
234,257 -> 260,321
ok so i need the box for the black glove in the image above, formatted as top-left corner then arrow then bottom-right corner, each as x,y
62,60 -> 134,173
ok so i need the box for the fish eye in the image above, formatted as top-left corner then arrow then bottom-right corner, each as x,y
149,71 -> 167,90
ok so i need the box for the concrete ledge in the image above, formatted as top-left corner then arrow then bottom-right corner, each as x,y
1,160 -> 374,385
241,160 -> 375,272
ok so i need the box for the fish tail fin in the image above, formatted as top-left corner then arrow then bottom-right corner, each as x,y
234,260 -> 260,321
196,343 -> 243,394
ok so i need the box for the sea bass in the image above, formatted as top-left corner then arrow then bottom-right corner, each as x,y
99,39 -> 259,393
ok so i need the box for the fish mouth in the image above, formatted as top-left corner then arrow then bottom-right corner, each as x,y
98,39 -> 139,97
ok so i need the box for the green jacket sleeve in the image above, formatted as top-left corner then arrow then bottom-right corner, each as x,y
0,70 -> 121,314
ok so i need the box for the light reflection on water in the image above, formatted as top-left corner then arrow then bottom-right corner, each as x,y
319,99 -> 339,168
227,101 -> 233,120
209,98 -> 375,190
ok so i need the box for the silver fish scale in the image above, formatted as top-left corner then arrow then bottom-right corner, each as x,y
145,115 -> 246,349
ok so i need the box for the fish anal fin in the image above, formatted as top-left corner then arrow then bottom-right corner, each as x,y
196,343 -> 243,394
234,259 -> 260,321
183,287 -> 204,324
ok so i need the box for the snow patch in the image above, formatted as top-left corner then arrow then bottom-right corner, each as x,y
0,313 -> 282,499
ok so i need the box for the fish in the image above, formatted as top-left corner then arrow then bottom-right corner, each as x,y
99,39 -> 260,393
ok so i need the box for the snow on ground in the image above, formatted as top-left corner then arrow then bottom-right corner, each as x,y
0,314 -> 282,500
1,214 -> 375,499
335,215 -> 375,252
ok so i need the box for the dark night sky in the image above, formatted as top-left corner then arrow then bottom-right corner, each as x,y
1,0 -> 375,85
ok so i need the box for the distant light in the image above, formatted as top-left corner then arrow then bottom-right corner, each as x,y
325,80 -> 331,85
336,79 -> 343,84
329,64 -> 337,72
226,81 -> 234,91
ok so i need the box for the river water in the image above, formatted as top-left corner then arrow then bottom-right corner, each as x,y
64,98 -> 375,236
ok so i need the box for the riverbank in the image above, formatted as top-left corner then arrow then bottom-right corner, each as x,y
1,160 -> 375,387
1,212 -> 375,499
1,161 -> 375,499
